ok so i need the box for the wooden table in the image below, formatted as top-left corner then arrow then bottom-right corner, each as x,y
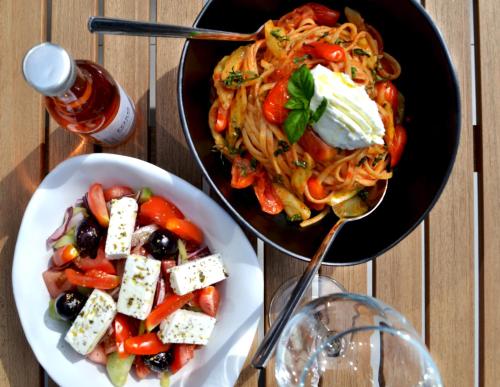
1,0 -> 498,386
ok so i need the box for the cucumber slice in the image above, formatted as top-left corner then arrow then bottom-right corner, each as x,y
139,187 -> 153,203
178,239 -> 188,264
106,352 -> 135,387
160,372 -> 171,387
48,299 -> 65,322
53,228 -> 76,249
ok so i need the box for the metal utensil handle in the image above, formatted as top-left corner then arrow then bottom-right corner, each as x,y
251,219 -> 346,369
88,17 -> 255,41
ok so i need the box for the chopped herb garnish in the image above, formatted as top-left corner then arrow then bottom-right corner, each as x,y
222,68 -> 258,87
294,160 -> 308,168
334,38 -> 345,45
357,156 -> 368,166
271,29 -> 289,43
372,153 -> 386,167
293,54 -> 311,64
274,140 -> 291,156
358,189 -> 369,201
353,48 -> 370,57
351,67 -> 357,79
371,68 -> 386,82
250,158 -> 258,170
283,65 -> 327,143
287,214 -> 302,222
317,32 -> 329,41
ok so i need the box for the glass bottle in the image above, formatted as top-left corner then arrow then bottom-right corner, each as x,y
22,42 -> 136,147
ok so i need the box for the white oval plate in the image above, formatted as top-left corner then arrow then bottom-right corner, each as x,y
12,153 -> 263,387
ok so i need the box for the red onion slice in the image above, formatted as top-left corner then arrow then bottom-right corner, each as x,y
46,207 -> 73,249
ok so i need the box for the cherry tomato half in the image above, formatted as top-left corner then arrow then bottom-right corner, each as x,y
387,125 -> 407,167
253,173 -> 283,215
304,3 -> 340,26
197,286 -> 220,317
263,79 -> 289,125
303,42 -> 345,63
214,106 -> 229,132
307,177 -> 326,211
231,156 -> 258,189
298,130 -> 337,163
87,183 -> 109,227
375,81 -> 398,112
52,244 -> 79,266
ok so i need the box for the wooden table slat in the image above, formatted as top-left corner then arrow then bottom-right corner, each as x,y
0,0 -> 46,386
477,0 -> 500,384
424,1 -> 476,386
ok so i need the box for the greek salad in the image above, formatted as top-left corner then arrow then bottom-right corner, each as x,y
43,183 -> 228,386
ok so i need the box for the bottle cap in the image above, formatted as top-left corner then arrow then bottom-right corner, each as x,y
22,42 -> 76,96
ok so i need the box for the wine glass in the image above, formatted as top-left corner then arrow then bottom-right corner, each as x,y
275,293 -> 443,387
268,275 -> 346,326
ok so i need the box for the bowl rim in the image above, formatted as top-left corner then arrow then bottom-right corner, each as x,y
177,0 -> 461,265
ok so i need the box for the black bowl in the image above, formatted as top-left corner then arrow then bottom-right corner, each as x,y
178,0 -> 460,265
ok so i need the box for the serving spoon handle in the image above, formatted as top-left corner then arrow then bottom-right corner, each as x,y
251,219 -> 346,369
87,17 -> 260,41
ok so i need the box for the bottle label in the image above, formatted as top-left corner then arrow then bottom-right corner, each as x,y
91,84 -> 136,146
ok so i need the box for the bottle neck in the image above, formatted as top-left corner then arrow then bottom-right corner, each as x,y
50,65 -> 92,108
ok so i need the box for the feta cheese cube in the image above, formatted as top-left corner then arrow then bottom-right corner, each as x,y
105,197 -> 138,259
158,309 -> 216,345
117,254 -> 161,320
65,289 -> 116,355
168,254 -> 228,296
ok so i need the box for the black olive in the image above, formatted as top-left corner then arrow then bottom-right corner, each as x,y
143,350 -> 173,372
76,218 -> 102,258
55,291 -> 88,321
145,230 -> 178,260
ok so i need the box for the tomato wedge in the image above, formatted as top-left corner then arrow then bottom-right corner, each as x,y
87,183 -> 109,227
253,173 -> 283,215
43,269 -> 74,298
65,268 -> 120,290
161,260 -> 177,294
299,130 -> 337,162
197,286 -> 220,317
103,185 -> 134,201
138,196 -> 184,226
165,218 -> 204,245
134,357 -> 151,379
171,344 -> 195,374
307,177 -> 326,211
115,314 -> 134,359
145,293 -> 194,332
74,245 -> 116,274
303,42 -> 345,62
52,244 -> 79,266
387,125 -> 407,167
263,79 -> 289,125
375,81 -> 399,112
305,3 -> 340,26
124,333 -> 171,355
231,156 -> 258,189
214,106 -> 229,132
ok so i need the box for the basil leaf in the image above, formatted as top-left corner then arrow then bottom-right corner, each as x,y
285,97 -> 307,110
351,67 -> 357,79
310,98 -> 327,123
284,110 -> 309,144
288,65 -> 314,101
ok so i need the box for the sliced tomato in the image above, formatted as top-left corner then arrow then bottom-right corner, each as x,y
124,333 -> 171,356
134,356 -> 151,380
375,81 -> 398,112
305,3 -> 340,26
165,218 -> 204,245
197,286 -> 220,317
115,314 -> 134,359
138,196 -> 184,226
87,183 -> 109,227
161,260 -> 177,294
214,106 -> 229,132
65,268 -> 120,290
87,343 -> 107,365
52,244 -> 79,266
74,245 -> 116,274
170,344 -> 196,374
299,130 -> 337,162
263,79 -> 289,125
103,185 -> 134,201
387,125 -> 407,167
307,177 -> 326,211
303,42 -> 345,62
231,156 -> 258,189
145,293 -> 195,332
253,173 -> 283,215
42,269 -> 74,298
